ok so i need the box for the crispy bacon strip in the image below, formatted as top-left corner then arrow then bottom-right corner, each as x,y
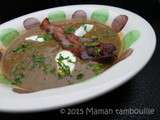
41,18 -> 71,46
40,18 -> 116,63
40,18 -> 82,56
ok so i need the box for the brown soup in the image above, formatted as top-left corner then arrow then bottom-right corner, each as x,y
1,19 -> 122,93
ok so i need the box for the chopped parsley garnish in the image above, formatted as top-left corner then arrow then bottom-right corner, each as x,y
57,54 -> 70,77
57,54 -> 74,77
67,59 -> 76,63
12,73 -> 24,85
91,34 -> 105,41
82,24 -> 87,32
58,54 -> 75,63
38,33 -> 52,41
42,64 -> 55,74
81,24 -> 87,32
83,41 -> 99,47
11,61 -> 27,85
64,26 -> 76,34
32,55 -> 45,68
91,35 -> 98,39
57,62 -> 70,77
32,55 -> 56,75
58,54 -> 69,61
95,47 -> 101,56
88,63 -> 104,75
76,73 -> 84,80
12,42 -> 32,53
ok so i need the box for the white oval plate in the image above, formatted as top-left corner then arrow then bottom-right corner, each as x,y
0,5 -> 156,112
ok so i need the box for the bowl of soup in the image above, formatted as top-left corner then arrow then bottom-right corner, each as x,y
0,5 -> 156,112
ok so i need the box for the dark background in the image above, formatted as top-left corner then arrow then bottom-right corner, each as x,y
0,0 -> 160,119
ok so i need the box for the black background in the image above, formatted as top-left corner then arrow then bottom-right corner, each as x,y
0,0 -> 160,119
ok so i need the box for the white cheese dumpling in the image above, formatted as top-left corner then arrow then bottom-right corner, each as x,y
55,50 -> 77,76
25,35 -> 45,42
74,24 -> 94,37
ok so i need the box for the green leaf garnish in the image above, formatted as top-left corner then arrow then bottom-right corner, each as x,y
81,24 -> 88,32
38,33 -> 52,41
94,47 -> 101,56
12,73 -> 24,85
11,61 -> 27,85
57,54 -> 72,77
42,64 -> 55,74
88,63 -> 104,75
32,55 -> 45,68
67,59 -> 76,63
83,41 -> 99,47
76,73 -> 84,80
12,42 -> 33,53
64,26 -> 76,34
